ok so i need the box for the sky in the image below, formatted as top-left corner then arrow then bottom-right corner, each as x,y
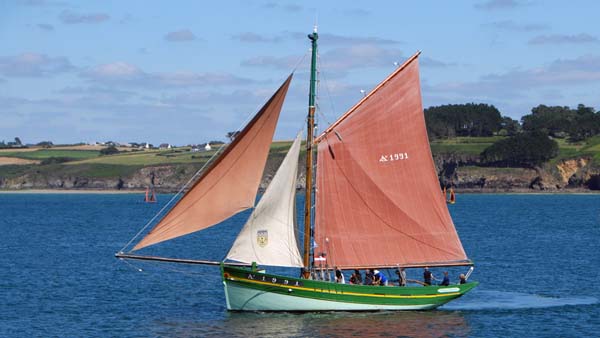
1,0 -> 600,145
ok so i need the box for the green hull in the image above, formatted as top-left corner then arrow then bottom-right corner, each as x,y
222,265 -> 478,311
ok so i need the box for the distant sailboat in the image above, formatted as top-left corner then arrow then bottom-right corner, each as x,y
144,187 -> 156,203
448,187 -> 456,204
117,27 -> 477,311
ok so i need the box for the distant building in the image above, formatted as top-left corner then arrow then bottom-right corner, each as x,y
204,143 -> 212,151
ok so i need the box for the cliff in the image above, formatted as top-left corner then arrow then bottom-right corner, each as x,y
1,153 -> 598,193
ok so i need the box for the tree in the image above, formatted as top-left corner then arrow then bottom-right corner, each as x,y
36,141 -> 53,148
521,105 -> 574,137
499,116 -> 520,136
100,145 -> 119,155
481,131 -> 559,167
425,103 -> 503,139
567,104 -> 600,142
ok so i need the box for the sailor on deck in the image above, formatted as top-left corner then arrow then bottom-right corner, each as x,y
440,271 -> 450,286
396,267 -> 407,286
335,267 -> 345,284
373,269 -> 388,286
423,267 -> 435,286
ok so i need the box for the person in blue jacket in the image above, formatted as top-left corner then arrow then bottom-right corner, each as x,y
440,271 -> 450,286
373,269 -> 388,286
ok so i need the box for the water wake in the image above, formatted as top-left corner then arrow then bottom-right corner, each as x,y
442,290 -> 598,311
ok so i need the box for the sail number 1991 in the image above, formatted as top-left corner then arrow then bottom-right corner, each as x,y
379,152 -> 409,163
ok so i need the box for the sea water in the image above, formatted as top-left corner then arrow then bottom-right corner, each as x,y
0,193 -> 599,337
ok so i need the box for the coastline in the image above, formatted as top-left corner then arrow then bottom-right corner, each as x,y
0,188 -> 597,194
0,189 -> 145,194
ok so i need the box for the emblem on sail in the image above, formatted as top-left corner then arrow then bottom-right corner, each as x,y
257,230 -> 268,247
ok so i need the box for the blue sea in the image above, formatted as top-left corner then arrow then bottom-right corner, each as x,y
1,193 -> 599,337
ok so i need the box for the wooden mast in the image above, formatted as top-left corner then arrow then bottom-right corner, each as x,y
303,27 -> 318,268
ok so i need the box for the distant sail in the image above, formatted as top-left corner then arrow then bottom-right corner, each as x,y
313,54 -> 468,269
133,75 -> 293,250
449,187 -> 456,204
144,187 -> 157,203
226,133 -> 303,267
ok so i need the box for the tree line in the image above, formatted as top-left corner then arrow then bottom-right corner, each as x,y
425,103 -> 599,167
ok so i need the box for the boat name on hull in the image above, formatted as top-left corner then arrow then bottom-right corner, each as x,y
246,273 -> 304,287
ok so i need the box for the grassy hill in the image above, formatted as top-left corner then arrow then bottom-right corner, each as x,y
0,137 -> 598,191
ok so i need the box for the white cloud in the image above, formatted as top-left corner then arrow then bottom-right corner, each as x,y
485,20 -> 546,32
474,0 -> 521,10
81,62 -> 254,87
529,33 -> 599,45
0,53 -> 74,77
164,29 -> 197,42
36,23 -> 54,31
231,32 -> 283,43
59,10 -> 110,24
426,55 -> 600,115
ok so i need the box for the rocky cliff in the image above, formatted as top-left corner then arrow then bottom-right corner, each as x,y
435,154 -> 600,192
1,154 -> 599,192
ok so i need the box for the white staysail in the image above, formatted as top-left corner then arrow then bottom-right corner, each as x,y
226,133 -> 303,267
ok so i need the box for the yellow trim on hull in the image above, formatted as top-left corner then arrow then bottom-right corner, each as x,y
226,276 -> 462,299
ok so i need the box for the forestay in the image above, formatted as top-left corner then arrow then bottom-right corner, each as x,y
313,54 -> 469,269
133,75 -> 293,250
226,133 -> 303,267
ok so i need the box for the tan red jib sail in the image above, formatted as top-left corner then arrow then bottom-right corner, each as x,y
133,75 -> 293,251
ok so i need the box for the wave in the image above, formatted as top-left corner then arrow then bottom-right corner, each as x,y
442,290 -> 598,311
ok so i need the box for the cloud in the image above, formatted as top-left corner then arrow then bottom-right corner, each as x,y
485,20 -> 546,32
36,23 -> 54,31
528,33 -> 599,45
261,2 -> 303,12
232,31 -> 401,46
82,62 -> 145,83
475,0 -> 521,10
59,10 -> 110,24
161,90 -> 263,106
319,45 -> 404,71
341,8 -> 371,16
231,32 -> 283,43
17,0 -> 66,6
0,53 -> 74,77
289,32 -> 401,46
429,55 -> 600,100
57,86 -> 137,101
242,44 -> 407,72
420,56 -> 455,68
164,29 -> 197,42
81,61 -> 254,87
241,55 -> 301,70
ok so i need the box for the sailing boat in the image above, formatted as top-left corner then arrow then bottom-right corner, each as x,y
116,28 -> 477,311
448,187 -> 456,204
144,187 -> 157,203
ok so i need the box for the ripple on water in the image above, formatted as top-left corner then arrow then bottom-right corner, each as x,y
442,290 -> 598,311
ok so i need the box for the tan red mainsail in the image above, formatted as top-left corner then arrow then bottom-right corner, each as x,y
313,54 -> 469,269
133,75 -> 293,250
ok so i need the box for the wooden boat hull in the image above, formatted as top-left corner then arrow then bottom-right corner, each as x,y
222,265 -> 478,311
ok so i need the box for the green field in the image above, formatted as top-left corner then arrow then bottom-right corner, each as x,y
72,149 -> 217,166
0,149 -> 100,160
1,136 -> 598,181
429,136 -> 502,155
